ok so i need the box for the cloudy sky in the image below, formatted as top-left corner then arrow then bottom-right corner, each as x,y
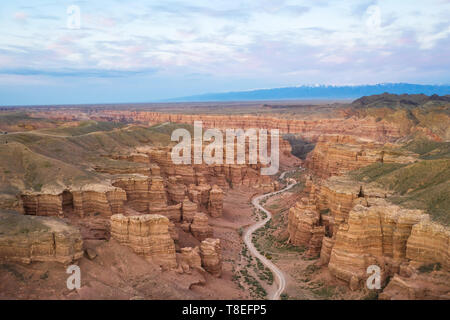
1,0 -> 449,105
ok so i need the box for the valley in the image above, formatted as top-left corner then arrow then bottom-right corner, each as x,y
0,93 -> 449,300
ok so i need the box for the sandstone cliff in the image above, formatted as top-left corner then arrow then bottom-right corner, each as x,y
21,184 -> 127,218
190,212 -> 214,241
200,238 -> 222,277
328,199 -> 428,289
96,111 -> 405,142
178,246 -> 203,274
0,211 -> 83,264
110,214 -> 177,269
305,135 -> 417,178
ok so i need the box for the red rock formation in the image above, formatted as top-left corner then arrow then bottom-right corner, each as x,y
110,214 -> 177,269
167,176 -> 187,204
181,197 -> 198,222
137,145 -> 279,192
21,192 -> 63,217
21,184 -> 127,218
288,198 -> 324,257
112,175 -> 150,213
319,236 -> 334,265
406,220 -> 450,270
95,111 -> 405,142
379,273 -> 450,300
148,176 -> 168,207
188,183 -> 211,210
149,203 -> 181,222
190,212 -> 213,241
305,135 -> 417,178
200,238 -> 222,277
0,211 -> 83,264
208,185 -> 224,218
71,184 -> 127,217
328,200 -> 428,289
179,246 -> 203,273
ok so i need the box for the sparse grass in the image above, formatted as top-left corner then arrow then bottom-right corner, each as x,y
351,158 -> 450,225
363,290 -> 379,300
350,163 -> 407,183
418,262 -> 442,273
312,285 -> 336,299
280,293 -> 289,300
0,264 -> 25,281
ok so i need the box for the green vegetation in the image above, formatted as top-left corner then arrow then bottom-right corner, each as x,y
39,120 -> 124,136
350,158 -> 450,225
363,290 -> 379,300
237,244 -> 269,299
0,264 -> 24,281
403,138 -> 450,160
0,121 -> 194,193
312,284 -> 336,299
280,293 -> 289,300
0,211 -> 50,235
351,163 -> 407,182
239,268 -> 267,299
418,262 -> 442,273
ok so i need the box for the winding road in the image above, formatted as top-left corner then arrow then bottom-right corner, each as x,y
243,170 -> 298,300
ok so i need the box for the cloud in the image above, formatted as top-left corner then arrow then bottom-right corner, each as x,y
0,67 -> 157,78
417,26 -> 450,49
14,11 -> 28,23
1,0 -> 449,105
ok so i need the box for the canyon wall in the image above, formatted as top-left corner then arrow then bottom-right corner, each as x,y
304,135 -> 417,178
95,111 -> 404,142
136,145 -> 280,193
21,184 -> 127,218
288,173 -> 450,297
327,199 -> 428,289
0,211 -> 83,264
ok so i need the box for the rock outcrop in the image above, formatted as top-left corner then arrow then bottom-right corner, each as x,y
288,171 -> 450,295
406,220 -> 450,270
328,200 -> 428,289
167,176 -> 187,204
112,175 -> 150,213
190,212 -> 213,241
137,145 -> 279,192
305,135 -> 417,178
207,185 -> 224,218
0,211 -> 83,264
21,184 -> 127,218
21,192 -> 63,217
148,176 -> 168,207
96,111 -> 405,142
181,197 -> 198,222
179,246 -> 203,273
71,184 -> 127,217
288,198 -> 324,257
200,238 -> 222,277
110,214 -> 177,269
379,273 -> 450,300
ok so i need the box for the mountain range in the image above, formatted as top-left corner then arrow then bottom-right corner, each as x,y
166,83 -> 450,102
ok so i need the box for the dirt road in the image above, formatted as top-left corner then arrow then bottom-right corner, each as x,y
243,171 -> 297,300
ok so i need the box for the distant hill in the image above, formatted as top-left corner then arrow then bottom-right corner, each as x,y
351,93 -> 450,109
167,83 -> 450,102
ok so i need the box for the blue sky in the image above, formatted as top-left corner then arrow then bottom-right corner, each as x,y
0,0 -> 449,105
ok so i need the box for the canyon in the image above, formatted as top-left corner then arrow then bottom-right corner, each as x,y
0,94 -> 448,300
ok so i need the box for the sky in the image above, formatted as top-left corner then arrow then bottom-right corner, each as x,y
0,0 -> 449,105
